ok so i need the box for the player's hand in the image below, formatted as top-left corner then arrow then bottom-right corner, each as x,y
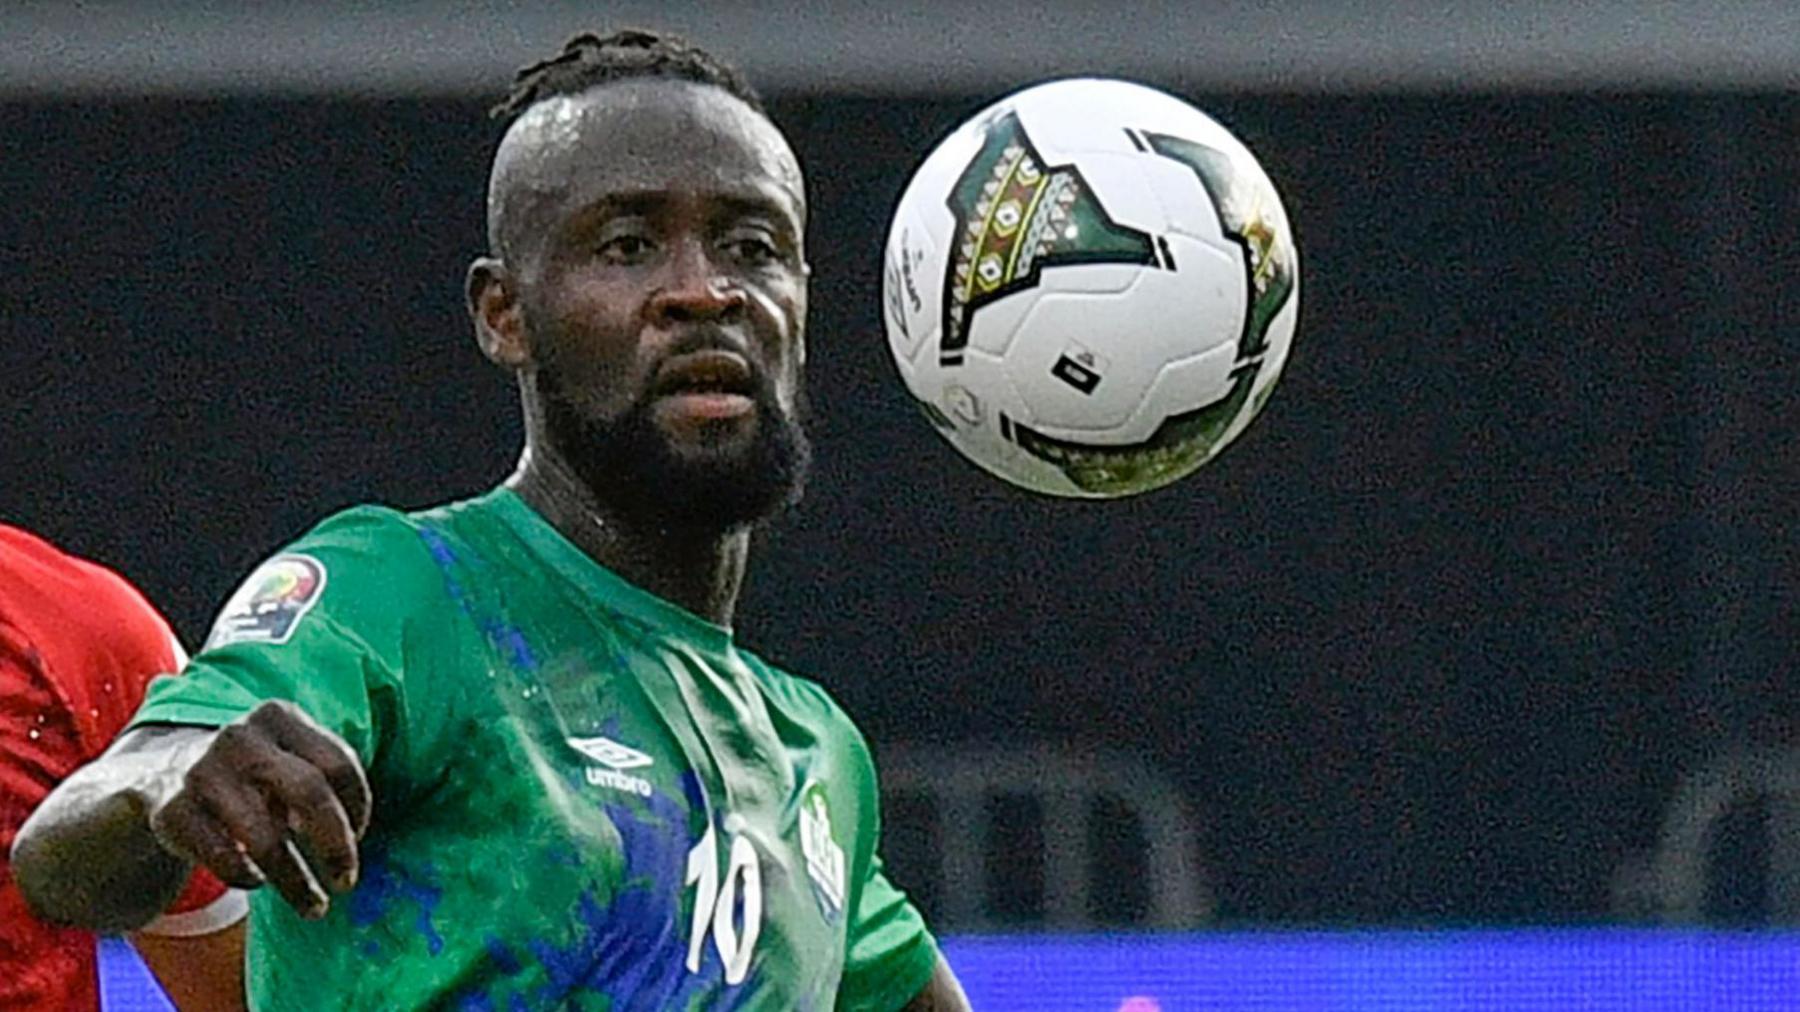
146,700 -> 372,919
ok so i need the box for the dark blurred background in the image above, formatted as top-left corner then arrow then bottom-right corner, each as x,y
3,1 -> 1798,933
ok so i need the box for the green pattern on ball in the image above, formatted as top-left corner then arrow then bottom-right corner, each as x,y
1008,369 -> 1255,496
1004,130 -> 1296,497
939,113 -> 1155,360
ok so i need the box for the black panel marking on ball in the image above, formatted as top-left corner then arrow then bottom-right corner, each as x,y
1050,354 -> 1103,395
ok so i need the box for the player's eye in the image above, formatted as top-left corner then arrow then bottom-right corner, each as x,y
724,234 -> 783,266
596,234 -> 655,264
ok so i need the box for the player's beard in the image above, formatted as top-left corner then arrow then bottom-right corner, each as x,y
535,354 -> 812,534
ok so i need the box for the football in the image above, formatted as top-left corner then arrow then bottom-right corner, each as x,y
881,78 -> 1301,498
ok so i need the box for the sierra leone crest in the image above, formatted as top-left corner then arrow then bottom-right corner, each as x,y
799,781 -> 847,919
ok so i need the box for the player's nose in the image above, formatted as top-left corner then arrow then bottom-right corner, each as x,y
647,242 -> 747,326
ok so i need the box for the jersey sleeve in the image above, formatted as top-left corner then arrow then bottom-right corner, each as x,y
1,535 -> 253,1008
0,633 -> 101,1010
71,574 -> 241,932
835,733 -> 941,1011
837,854 -> 940,1011
139,887 -> 250,937
127,508 -> 437,773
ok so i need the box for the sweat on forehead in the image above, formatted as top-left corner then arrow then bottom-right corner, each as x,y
484,79 -> 804,259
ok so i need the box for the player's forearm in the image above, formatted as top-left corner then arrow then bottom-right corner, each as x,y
10,727 -> 212,932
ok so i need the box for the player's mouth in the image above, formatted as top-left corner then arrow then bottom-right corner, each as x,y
649,350 -> 757,422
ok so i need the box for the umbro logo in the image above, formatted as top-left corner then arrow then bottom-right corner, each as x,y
566,735 -> 655,770
567,735 -> 655,798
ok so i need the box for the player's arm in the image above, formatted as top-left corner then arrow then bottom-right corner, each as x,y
10,701 -> 371,932
898,956 -> 970,1012
832,724 -> 960,1012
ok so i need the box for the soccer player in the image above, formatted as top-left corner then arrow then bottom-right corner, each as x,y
12,30 -> 969,1011
0,524 -> 246,1011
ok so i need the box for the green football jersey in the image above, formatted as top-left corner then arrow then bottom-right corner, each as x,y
129,487 -> 939,1011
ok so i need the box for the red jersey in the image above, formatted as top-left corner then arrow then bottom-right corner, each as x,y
0,525 -> 240,1012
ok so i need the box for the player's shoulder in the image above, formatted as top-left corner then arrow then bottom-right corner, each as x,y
266,491 -> 503,572
0,523 -> 177,659
0,523 -> 157,620
0,521 -> 72,569
740,651 -> 875,757
233,505 -> 430,600
741,652 -> 847,719
0,524 -> 182,742
209,494 -> 493,640
291,501 -> 434,552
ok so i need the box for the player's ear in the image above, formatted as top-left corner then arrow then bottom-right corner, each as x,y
467,257 -> 530,369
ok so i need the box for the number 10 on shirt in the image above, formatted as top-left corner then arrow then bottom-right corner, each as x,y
685,823 -> 763,985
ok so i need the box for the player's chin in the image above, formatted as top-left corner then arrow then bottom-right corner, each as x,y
649,392 -> 762,452
651,396 -> 809,514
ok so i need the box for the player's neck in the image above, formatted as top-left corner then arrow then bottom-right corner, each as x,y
506,450 -> 750,629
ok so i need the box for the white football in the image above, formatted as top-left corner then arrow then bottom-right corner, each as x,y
881,78 -> 1301,498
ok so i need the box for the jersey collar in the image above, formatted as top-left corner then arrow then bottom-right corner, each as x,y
484,486 -> 736,654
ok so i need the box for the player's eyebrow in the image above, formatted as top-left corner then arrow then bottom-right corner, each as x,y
712,193 -> 807,239
564,190 -> 664,222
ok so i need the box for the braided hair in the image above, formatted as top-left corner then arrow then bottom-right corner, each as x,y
491,29 -> 763,122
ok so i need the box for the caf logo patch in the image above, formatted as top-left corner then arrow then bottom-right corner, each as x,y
205,554 -> 327,649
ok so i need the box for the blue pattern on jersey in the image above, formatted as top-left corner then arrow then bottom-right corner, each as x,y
347,845 -> 446,956
414,520 -> 761,1008
418,527 -> 541,673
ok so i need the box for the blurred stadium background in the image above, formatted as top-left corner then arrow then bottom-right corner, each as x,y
5,1 -> 1800,1007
